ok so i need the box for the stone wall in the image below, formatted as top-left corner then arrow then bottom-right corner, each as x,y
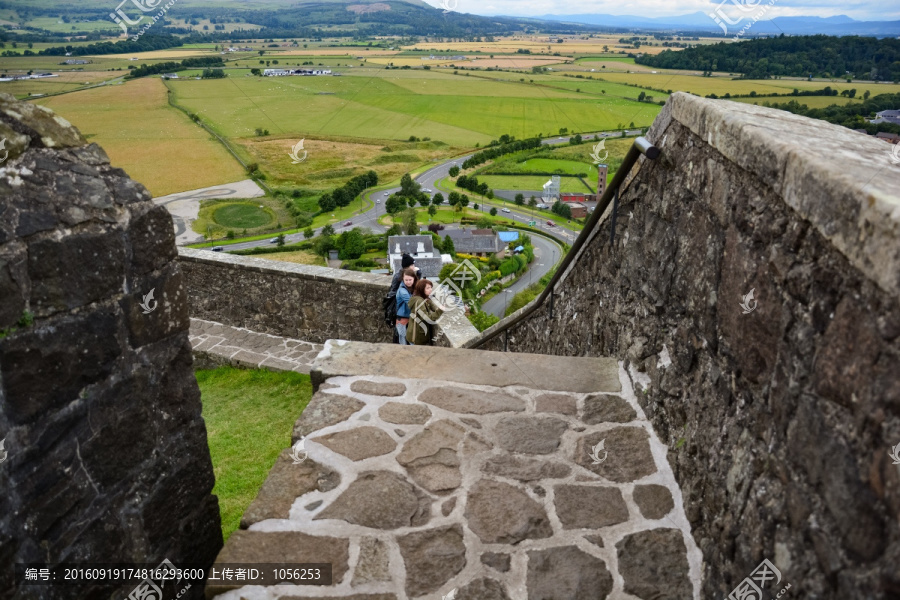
473,93 -> 900,598
0,93 -> 221,598
178,249 -> 480,347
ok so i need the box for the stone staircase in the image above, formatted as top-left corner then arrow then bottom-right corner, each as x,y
206,341 -> 701,600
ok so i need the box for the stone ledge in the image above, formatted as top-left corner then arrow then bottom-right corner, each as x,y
657,92 -> 900,298
179,247 -> 388,287
310,340 -> 621,394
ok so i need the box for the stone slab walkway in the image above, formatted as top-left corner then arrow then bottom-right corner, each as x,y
206,341 -> 702,600
189,318 -> 323,374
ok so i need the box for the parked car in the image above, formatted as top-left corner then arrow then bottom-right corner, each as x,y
546,220 -> 554,226
344,221 -> 352,226
501,208 -> 511,213
423,188 -> 432,193
383,191 -> 389,196
269,238 -> 279,243
376,199 -> 381,203
211,246 -> 224,252
536,203 -> 548,209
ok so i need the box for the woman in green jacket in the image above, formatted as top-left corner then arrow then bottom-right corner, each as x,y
406,278 -> 446,345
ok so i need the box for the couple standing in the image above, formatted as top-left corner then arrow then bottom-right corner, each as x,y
391,253 -> 446,345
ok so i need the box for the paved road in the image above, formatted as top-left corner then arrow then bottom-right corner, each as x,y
189,128 -> 644,252
480,232 -> 562,318
154,179 -> 266,245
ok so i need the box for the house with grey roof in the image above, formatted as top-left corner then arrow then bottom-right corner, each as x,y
870,110 -> 900,126
387,235 -> 445,278
444,229 -> 503,257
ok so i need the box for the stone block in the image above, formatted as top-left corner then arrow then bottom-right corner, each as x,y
526,545 -> 612,600
398,525 -> 466,597
554,485 -> 629,529
315,471 -> 431,530
293,392 -> 365,442
616,529 -> 691,599
465,479 -> 552,544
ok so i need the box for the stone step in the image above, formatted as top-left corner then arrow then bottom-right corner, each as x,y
206,340 -> 700,600
310,340 -> 622,394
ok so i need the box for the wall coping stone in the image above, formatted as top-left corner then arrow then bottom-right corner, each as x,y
654,92 -> 900,299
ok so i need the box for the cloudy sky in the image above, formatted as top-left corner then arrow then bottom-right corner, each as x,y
430,0 -> 900,21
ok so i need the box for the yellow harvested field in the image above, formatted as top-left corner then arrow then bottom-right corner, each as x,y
38,77 -> 245,196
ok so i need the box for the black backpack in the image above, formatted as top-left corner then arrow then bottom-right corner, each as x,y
382,290 -> 398,328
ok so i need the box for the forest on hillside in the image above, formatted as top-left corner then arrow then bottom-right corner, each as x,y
636,35 -> 900,82
761,92 -> 900,134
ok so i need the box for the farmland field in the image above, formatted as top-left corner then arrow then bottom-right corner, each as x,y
37,77 -> 246,196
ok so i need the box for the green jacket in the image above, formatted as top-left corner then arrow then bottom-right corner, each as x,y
406,295 -> 444,345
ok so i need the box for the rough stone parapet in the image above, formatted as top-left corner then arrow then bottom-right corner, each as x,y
178,248 -> 480,347
471,93 -> 900,598
205,341 -> 701,599
189,317 -> 323,373
0,92 -> 221,598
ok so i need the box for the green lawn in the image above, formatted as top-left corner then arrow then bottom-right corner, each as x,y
197,366 -> 313,541
213,203 -> 275,228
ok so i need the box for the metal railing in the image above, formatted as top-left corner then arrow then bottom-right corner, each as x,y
467,136 -> 660,349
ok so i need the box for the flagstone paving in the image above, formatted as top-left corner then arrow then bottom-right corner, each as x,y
206,341 -> 702,600
189,318 -> 323,373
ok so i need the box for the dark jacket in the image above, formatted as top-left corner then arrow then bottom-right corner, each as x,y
406,295 -> 444,345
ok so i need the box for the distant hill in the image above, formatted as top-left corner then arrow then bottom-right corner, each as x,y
537,12 -> 900,37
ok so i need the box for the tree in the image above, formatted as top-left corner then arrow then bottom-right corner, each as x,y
276,233 -> 285,247
428,205 -> 437,217
400,173 -> 420,196
432,192 -> 444,206
314,235 -> 334,256
447,192 -> 459,206
251,68 -> 261,76
385,194 -> 405,214
448,165 -> 460,177
418,194 -> 430,207
443,234 -> 456,257
321,224 -> 335,237
407,197 -> 418,208
303,228 -> 314,239
318,193 -> 336,212
515,193 -> 525,206
490,207 -> 498,216
460,195 -> 469,207
337,229 -> 365,260
402,208 -> 418,235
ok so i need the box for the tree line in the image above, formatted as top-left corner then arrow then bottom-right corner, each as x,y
39,34 -> 185,56
461,135 -> 543,170
127,57 -> 224,79
317,171 -> 379,213
636,35 -> 900,82
761,92 -> 900,134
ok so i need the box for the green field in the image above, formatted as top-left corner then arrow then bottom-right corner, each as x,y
198,366 -> 312,541
169,68 -> 661,147
478,175 -> 593,193
213,203 -> 275,228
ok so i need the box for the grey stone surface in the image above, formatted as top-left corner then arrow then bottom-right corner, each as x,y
293,391 -> 365,442
396,420 -> 465,493
0,93 -> 221,600
315,471 -> 431,530
457,578 -> 511,600
482,455 -> 571,482
241,451 -> 337,527
398,525 -> 467,597
351,380 -> 407,397
465,479 -> 553,544
494,415 -> 568,454
189,318 -> 323,374
312,426 -> 397,461
378,401 -> 432,424
311,340 -> 622,393
420,386 -> 525,414
481,553 -> 511,573
575,428 -> 657,483
581,393 -> 636,424
633,484 -> 675,520
526,545 -> 613,600
554,485 -> 629,529
616,529 -> 692,600
351,537 -> 391,586
534,393 -> 578,415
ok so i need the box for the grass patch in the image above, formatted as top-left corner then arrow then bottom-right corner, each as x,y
253,250 -> 327,266
197,366 -> 313,541
213,203 -> 275,229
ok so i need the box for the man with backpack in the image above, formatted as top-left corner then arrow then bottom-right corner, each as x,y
383,253 -> 422,343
